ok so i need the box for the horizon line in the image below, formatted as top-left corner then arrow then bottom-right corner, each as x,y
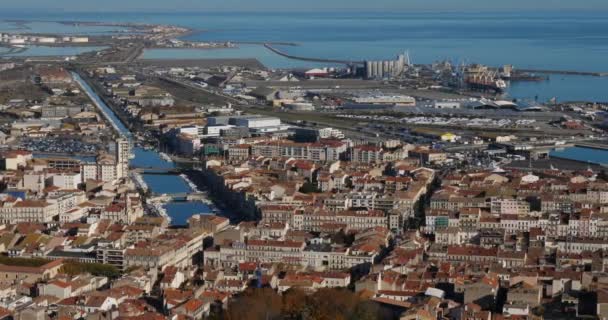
1,8 -> 607,14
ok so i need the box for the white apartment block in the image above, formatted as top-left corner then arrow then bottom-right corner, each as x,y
0,199 -> 58,223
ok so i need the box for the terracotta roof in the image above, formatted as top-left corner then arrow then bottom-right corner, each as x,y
85,295 -> 109,307
247,239 -> 305,248
181,298 -> 205,313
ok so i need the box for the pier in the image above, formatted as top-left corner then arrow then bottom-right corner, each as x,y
263,43 -> 365,65
523,143 -> 575,160
574,142 -> 608,151
518,68 -> 608,77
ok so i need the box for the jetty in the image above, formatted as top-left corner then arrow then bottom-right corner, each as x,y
263,43 -> 364,65
518,68 -> 608,77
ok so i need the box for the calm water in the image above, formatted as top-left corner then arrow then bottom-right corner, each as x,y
550,147 -> 608,165
3,11 -> 608,69
142,45 -> 333,69
131,148 -> 212,224
4,11 -> 608,100
509,75 -> 608,102
183,12 -> 608,71
135,156 -> 212,225
164,201 -> 211,225
141,174 -> 191,194
130,148 -> 174,169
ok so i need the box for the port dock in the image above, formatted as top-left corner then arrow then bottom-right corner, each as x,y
574,142 -> 608,151
518,69 -> 608,77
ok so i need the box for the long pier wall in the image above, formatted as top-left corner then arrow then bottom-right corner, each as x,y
263,43 -> 364,65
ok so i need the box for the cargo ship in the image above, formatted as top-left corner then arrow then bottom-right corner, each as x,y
463,64 -> 508,93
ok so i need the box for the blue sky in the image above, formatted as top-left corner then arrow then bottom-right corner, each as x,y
3,0 -> 608,11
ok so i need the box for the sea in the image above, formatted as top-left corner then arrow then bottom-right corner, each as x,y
1,10 -> 608,102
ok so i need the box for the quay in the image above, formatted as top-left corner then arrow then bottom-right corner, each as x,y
515,143 -> 575,160
133,168 -> 181,175
547,154 -> 607,168
263,43 -> 365,65
235,41 -> 298,46
574,142 -> 608,151
518,68 -> 608,77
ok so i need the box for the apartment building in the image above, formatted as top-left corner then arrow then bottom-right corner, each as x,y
0,199 -> 59,223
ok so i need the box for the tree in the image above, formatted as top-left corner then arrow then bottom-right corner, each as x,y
0,256 -> 50,267
331,230 -> 355,246
224,288 -> 282,320
299,180 -> 320,194
222,287 -> 391,320
60,261 -> 121,279
282,289 -> 307,319
350,301 -> 383,320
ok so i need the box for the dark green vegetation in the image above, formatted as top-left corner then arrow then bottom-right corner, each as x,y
0,256 -> 50,267
60,261 -> 121,278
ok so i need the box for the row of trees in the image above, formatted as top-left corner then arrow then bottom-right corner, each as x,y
0,255 -> 121,278
60,261 -> 121,278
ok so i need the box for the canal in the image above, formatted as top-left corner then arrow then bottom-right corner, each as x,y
72,72 -> 213,225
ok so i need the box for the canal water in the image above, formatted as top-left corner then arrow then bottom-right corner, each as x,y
73,72 -> 212,225
131,147 -> 212,226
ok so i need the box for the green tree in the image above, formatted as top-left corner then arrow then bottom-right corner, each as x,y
60,261 -> 121,279
299,181 -> 321,194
